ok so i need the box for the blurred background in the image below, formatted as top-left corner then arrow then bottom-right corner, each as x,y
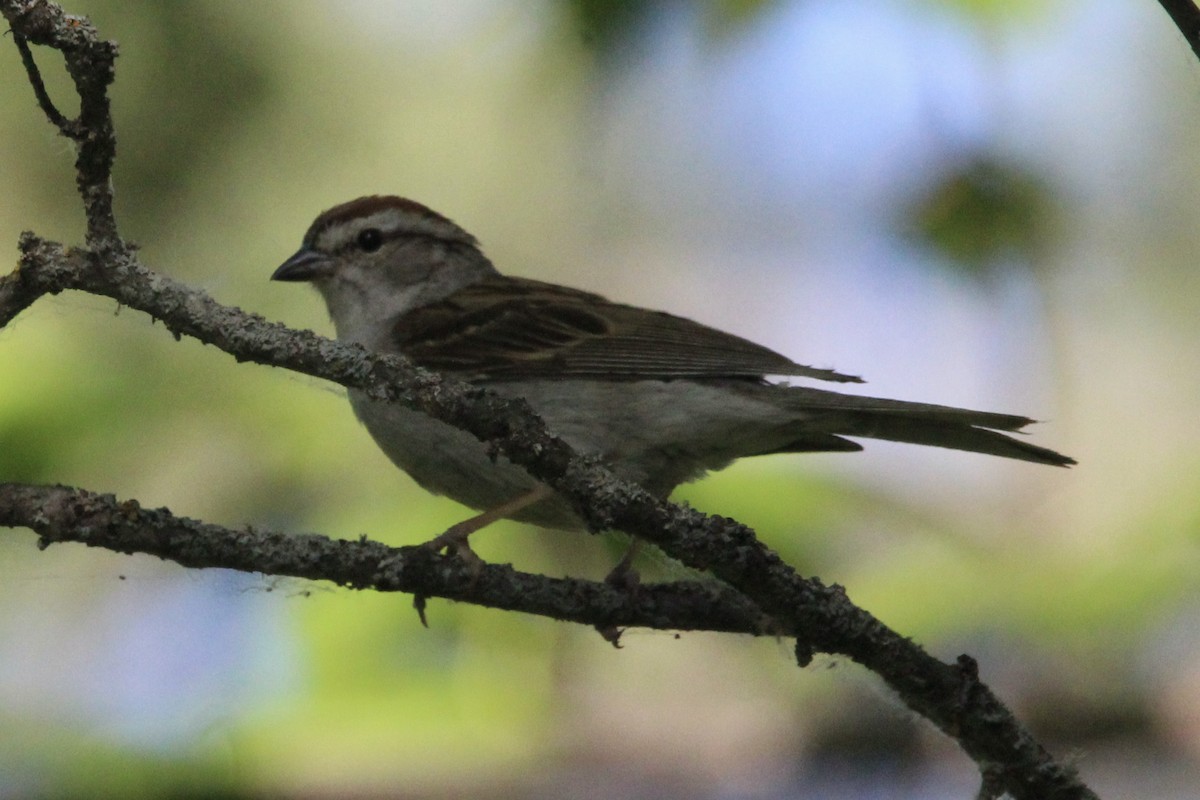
2,0 -> 1199,797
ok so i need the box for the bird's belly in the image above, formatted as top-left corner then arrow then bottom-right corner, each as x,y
347,380 -> 788,530
348,389 -> 577,527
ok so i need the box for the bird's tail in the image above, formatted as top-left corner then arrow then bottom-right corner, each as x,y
775,387 -> 1075,467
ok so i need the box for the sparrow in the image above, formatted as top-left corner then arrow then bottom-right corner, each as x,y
272,195 -> 1073,553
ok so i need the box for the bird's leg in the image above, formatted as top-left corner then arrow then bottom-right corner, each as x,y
424,484 -> 555,570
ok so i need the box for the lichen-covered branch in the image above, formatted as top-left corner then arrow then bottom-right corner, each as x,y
5,0 -> 119,245
0,482 -> 772,635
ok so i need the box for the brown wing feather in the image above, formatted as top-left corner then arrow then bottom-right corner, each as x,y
392,276 -> 862,383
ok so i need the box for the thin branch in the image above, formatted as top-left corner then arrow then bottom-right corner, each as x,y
0,482 -> 773,636
0,260 -> 44,326
12,33 -> 76,135
1158,0 -> 1200,62
3,0 -> 120,246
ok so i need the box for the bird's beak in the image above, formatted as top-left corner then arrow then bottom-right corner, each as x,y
271,248 -> 332,282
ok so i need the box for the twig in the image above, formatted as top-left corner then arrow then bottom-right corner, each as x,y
3,0 -> 120,246
13,33 -> 76,135
1158,0 -> 1200,62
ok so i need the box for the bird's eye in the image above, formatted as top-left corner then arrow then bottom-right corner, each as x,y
356,228 -> 383,252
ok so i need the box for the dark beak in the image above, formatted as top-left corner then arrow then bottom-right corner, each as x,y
271,248 -> 331,282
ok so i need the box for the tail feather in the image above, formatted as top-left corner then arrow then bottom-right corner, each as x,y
778,387 -> 1075,467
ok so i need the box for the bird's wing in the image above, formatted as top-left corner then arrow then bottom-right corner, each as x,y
390,275 -> 861,383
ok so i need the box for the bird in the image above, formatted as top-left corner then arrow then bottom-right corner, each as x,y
272,195 -> 1073,557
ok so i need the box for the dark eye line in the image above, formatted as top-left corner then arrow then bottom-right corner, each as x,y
330,229 -> 463,258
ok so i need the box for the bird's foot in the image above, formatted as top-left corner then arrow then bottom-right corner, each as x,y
424,521 -> 486,576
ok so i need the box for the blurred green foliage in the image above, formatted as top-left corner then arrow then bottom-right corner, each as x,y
98,0 -> 273,238
921,0 -> 1053,24
907,155 -> 1060,276
566,0 -> 780,51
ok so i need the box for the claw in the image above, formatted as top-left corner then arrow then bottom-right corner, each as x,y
425,524 -> 485,578
593,540 -> 643,646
